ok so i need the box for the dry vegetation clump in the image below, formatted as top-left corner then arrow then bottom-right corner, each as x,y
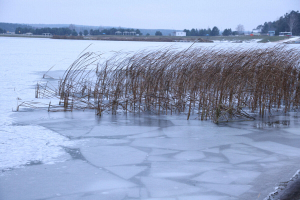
52,35 -> 84,40
94,36 -> 174,42
32,45 -> 300,123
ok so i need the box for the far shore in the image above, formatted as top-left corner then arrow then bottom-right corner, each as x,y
0,33 -> 293,43
0,34 -> 51,39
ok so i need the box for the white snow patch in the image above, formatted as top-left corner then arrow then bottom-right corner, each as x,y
0,125 -> 76,170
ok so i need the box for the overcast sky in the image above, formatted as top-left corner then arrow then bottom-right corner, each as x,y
0,0 -> 299,31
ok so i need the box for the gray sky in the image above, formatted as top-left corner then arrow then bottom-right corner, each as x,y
0,0 -> 299,31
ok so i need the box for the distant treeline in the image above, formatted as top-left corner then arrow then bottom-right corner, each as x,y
0,28 -> 7,33
13,26 -> 144,36
15,27 -> 78,36
89,28 -> 142,35
257,10 -> 300,35
222,28 -> 234,36
183,26 -> 222,36
0,22 -> 32,32
184,27 -> 240,36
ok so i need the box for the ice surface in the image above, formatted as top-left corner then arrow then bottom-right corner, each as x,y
200,183 -> 253,196
202,147 -> 220,153
39,120 -> 96,137
131,135 -> 253,151
162,126 -> 252,137
45,190 -> 128,200
105,165 -> 147,179
1,37 -> 300,200
87,125 -> 159,137
257,155 -> 279,162
140,177 -> 204,197
80,146 -> 148,167
0,160 -> 136,200
173,151 -> 206,160
128,130 -> 165,138
177,195 -> 238,200
203,155 -> 227,163
222,149 -> 264,164
249,141 -> 300,157
84,138 -> 130,146
283,127 -> 300,135
149,161 -> 230,178
193,169 -> 260,184
142,198 -> 176,200
150,148 -> 178,155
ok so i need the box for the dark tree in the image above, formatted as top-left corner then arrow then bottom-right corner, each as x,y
261,22 -> 270,33
211,26 -> 220,36
183,29 -> 190,36
72,30 -> 78,36
110,28 -> 117,35
155,31 -> 162,36
135,29 -> 141,35
79,31 -> 82,36
222,28 -> 232,36
256,10 -> 300,35
287,11 -> 299,34
198,29 -> 205,36
190,28 -> 197,36
84,30 -> 88,36
232,31 -> 238,35
92,29 -> 100,35
207,28 -> 212,35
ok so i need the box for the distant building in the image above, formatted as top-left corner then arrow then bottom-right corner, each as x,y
5,31 -> 15,35
268,31 -> 275,36
279,32 -> 292,36
171,31 -> 186,36
122,31 -> 136,35
42,33 -> 52,37
252,29 -> 261,36
25,32 -> 33,36
115,31 -> 137,36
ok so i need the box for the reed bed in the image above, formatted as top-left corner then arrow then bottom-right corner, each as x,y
32,45 -> 300,123
52,35 -> 84,40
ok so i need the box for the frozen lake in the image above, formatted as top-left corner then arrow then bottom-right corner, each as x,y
1,37 -> 300,200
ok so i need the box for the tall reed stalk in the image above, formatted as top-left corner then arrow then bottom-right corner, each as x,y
33,45 -> 300,123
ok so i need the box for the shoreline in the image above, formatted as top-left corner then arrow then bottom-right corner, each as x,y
1,34 -> 295,43
265,170 -> 300,200
0,34 -> 51,39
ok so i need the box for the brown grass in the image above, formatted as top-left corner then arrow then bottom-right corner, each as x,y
32,45 -> 300,123
52,35 -> 84,40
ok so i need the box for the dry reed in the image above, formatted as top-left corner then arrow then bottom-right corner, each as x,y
31,45 -> 300,123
